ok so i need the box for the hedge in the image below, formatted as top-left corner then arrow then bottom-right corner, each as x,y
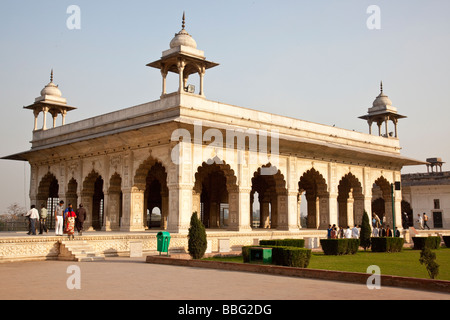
242,245 -> 311,268
259,239 -> 305,248
443,236 -> 450,248
412,237 -> 441,250
320,239 -> 360,255
371,237 -> 404,252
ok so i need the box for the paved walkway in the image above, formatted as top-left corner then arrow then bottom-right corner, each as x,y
0,256 -> 449,300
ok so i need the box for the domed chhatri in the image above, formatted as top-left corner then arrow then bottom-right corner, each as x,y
169,12 -> 197,49
24,70 -> 76,131
359,82 -> 406,138
36,69 -> 65,103
147,12 -> 219,97
371,81 -> 394,111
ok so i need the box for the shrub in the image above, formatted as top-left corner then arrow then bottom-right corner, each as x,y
320,239 -> 360,255
188,212 -> 207,259
443,236 -> 450,248
419,247 -> 440,279
260,239 -> 305,248
360,211 -> 372,251
272,247 -> 311,268
412,237 -> 441,250
371,237 -> 404,252
242,245 -> 311,268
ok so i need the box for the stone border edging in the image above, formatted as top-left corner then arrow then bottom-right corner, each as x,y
145,255 -> 450,294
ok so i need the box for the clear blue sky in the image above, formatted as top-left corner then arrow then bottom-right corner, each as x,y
1,0 -> 449,213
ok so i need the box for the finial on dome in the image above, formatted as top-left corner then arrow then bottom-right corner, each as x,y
380,81 -> 383,94
50,69 -> 54,83
182,11 -> 186,30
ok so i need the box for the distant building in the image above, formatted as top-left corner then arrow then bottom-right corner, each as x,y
402,158 -> 450,229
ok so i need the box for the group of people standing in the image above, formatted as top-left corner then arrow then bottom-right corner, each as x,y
371,213 -> 400,237
327,224 -> 360,239
25,200 -> 87,240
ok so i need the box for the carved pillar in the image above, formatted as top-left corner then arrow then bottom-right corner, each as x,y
232,188 -> 252,232
161,69 -> 168,96
166,185 -> 192,234
33,110 -> 39,131
199,66 -> 205,97
328,192 -> 338,227
42,106 -> 49,130
346,190 -> 355,227
104,191 -> 121,231
260,196 -> 270,229
285,191 -> 300,231
120,188 -> 145,232
177,58 -> 186,93
61,110 -> 67,126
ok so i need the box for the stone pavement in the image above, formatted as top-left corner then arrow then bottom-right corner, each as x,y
0,256 -> 449,300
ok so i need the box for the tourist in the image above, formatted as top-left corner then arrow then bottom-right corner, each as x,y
423,213 -> 430,230
352,225 -> 360,239
338,226 -> 345,239
416,213 -> 424,230
385,225 -> 392,237
373,213 -> 381,228
372,226 -> 379,237
331,226 -> 337,239
327,225 -> 332,239
25,205 -> 40,235
76,204 -> 87,236
344,226 -> 352,239
39,203 -> 48,235
64,203 -> 77,240
55,200 -> 65,236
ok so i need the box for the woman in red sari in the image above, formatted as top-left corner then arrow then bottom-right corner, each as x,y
64,204 -> 77,240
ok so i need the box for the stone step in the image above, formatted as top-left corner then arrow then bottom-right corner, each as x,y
59,240 -> 105,262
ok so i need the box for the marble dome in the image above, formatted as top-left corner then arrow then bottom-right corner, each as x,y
40,81 -> 62,98
170,28 -> 197,49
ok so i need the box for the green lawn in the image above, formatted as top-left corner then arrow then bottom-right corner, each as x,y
204,248 -> 450,281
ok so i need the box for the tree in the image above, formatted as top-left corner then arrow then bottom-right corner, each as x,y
419,247 -> 439,280
188,212 -> 207,259
360,211 -> 372,251
2,203 -> 26,220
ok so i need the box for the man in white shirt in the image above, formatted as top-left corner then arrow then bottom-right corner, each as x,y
25,205 -> 40,235
352,225 -> 360,239
417,214 -> 424,230
344,226 -> 352,239
55,200 -> 65,236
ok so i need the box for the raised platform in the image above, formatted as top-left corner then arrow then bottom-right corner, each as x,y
0,229 -> 325,263
1,228 -> 448,263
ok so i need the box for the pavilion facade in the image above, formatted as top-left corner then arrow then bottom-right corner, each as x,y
3,15 -> 423,235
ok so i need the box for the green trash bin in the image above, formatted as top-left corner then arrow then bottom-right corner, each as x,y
249,247 -> 272,264
157,231 -> 171,256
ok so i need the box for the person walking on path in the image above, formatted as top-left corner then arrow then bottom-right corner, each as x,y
39,204 -> 48,234
75,204 -> 86,236
423,213 -> 431,230
64,204 -> 77,240
55,200 -> 65,236
25,205 -> 40,235
417,213 -> 424,230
